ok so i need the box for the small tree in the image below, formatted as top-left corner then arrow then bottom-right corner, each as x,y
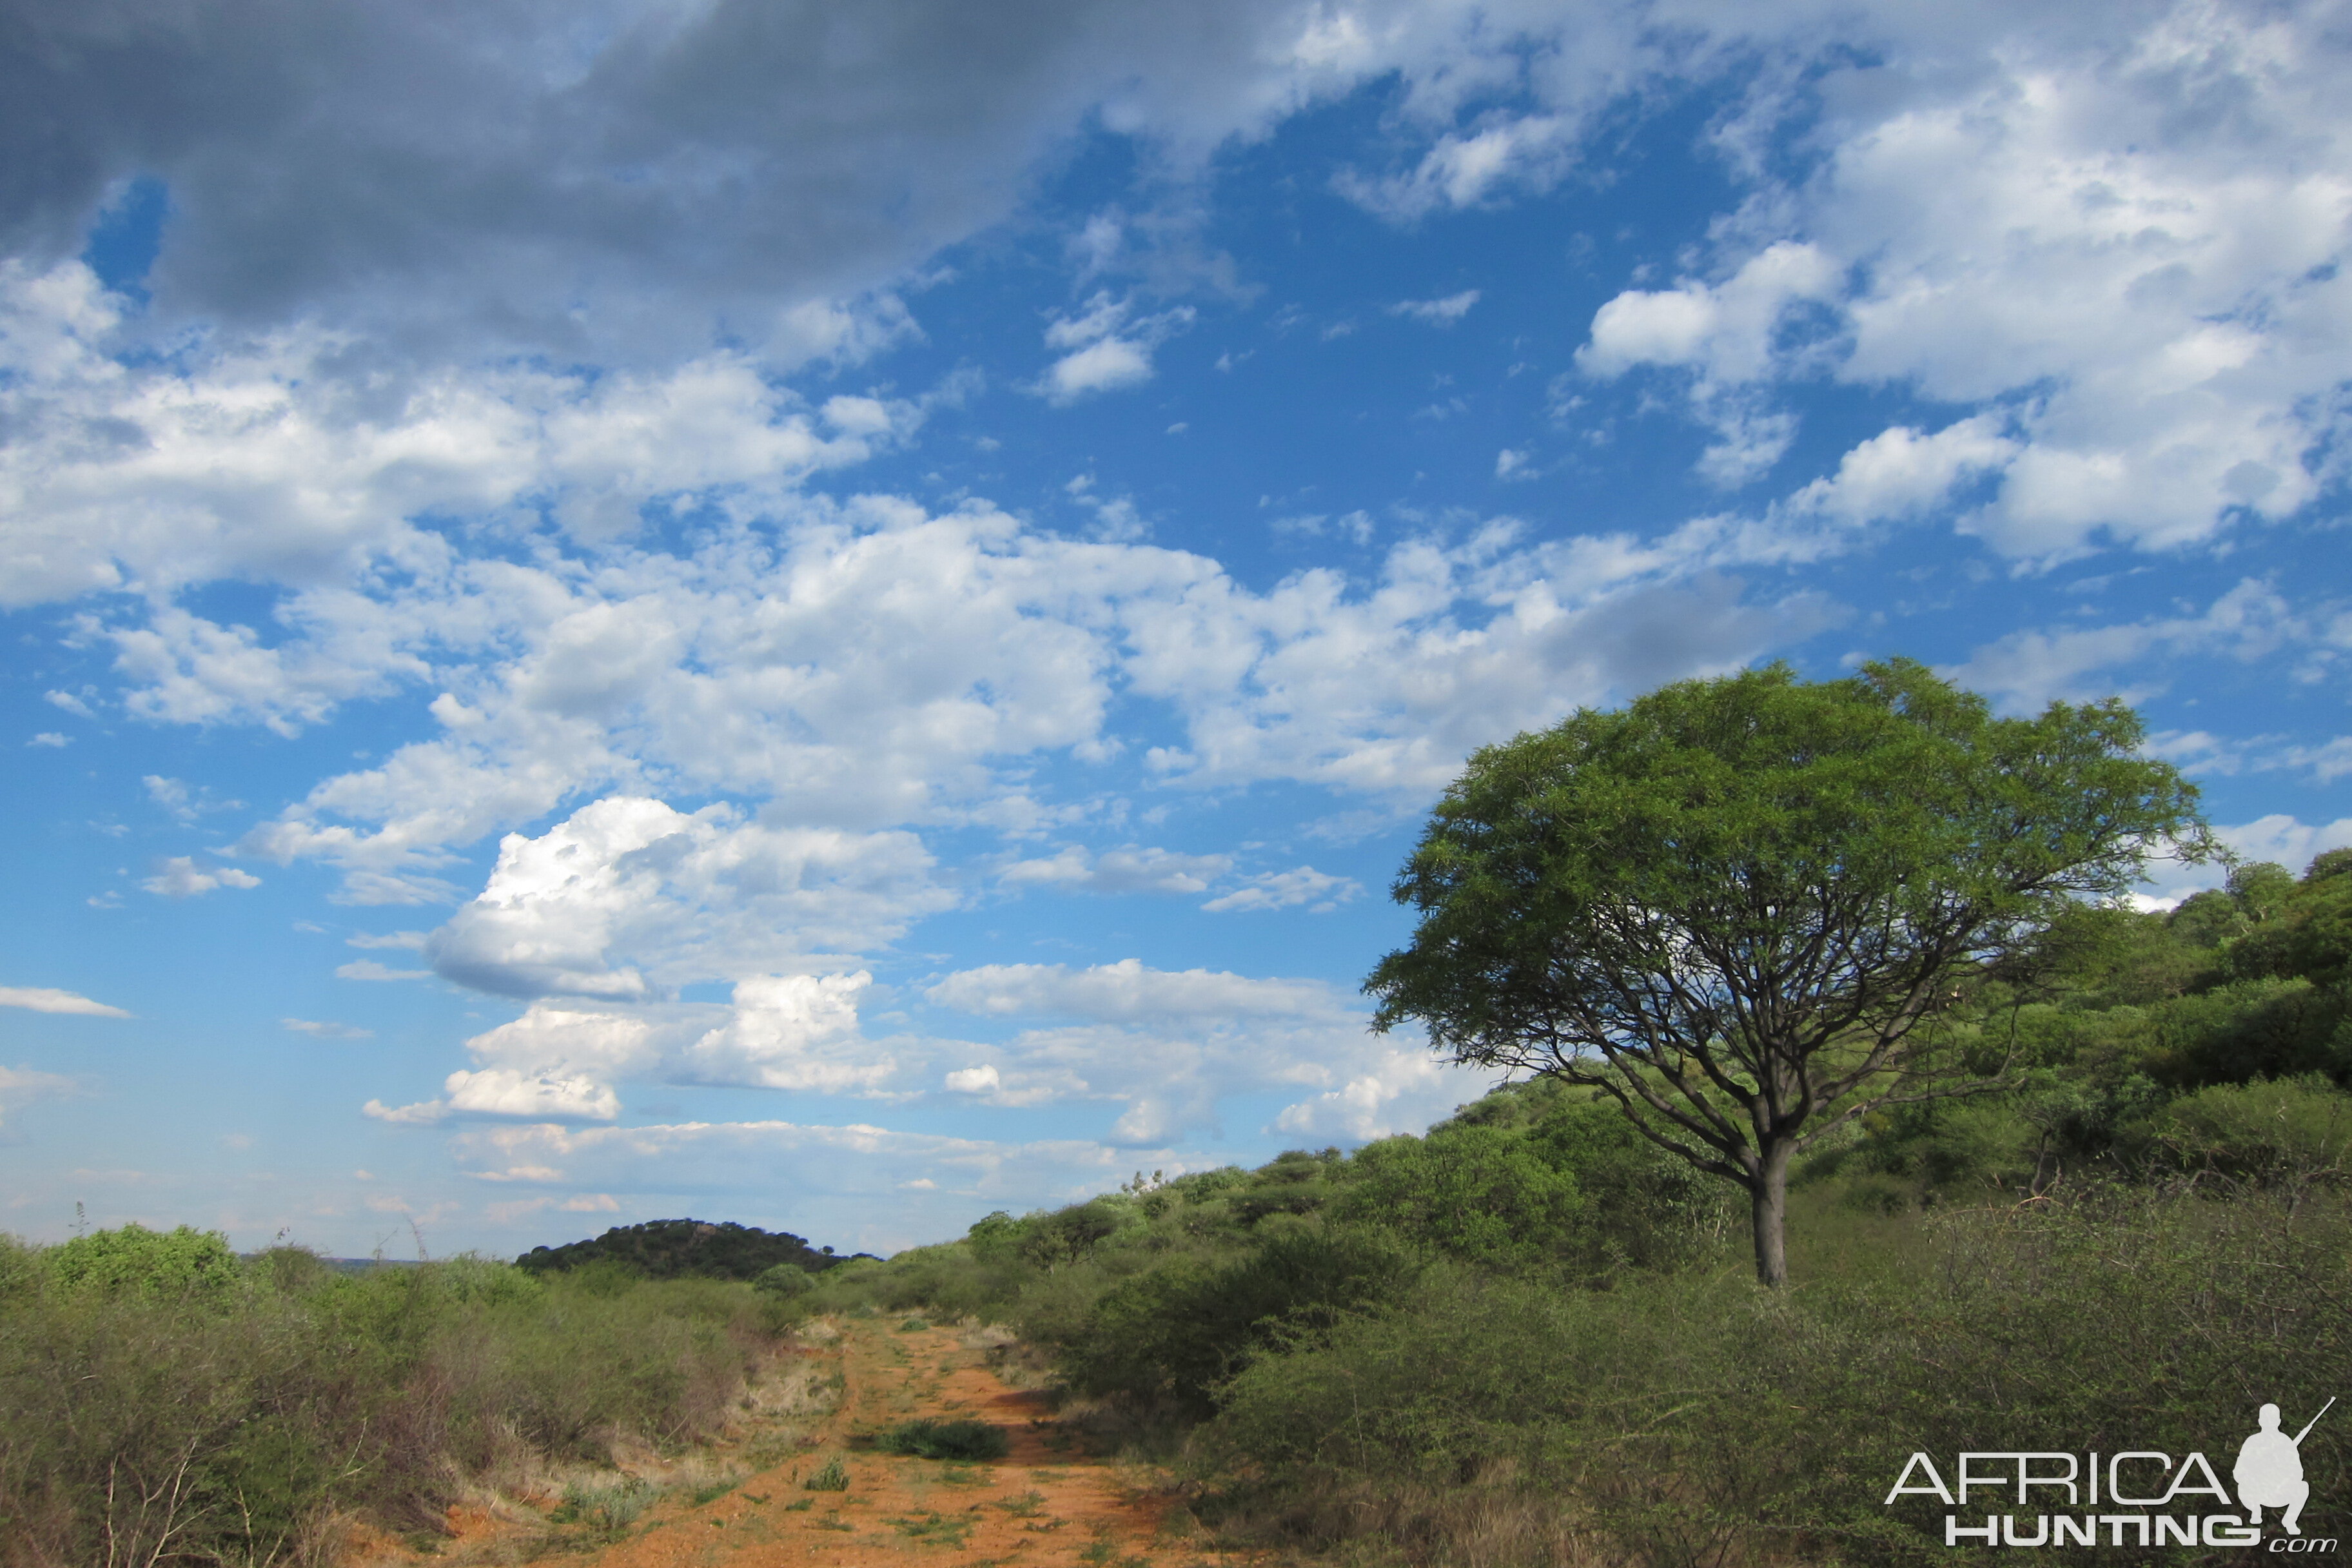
1366,660 -> 2207,1286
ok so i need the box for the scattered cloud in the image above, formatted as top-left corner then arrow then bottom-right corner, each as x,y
1388,289 -> 1480,324
1341,115 -> 1579,220
282,1017 -> 374,1040
1038,295 -> 1195,405
0,1065 -> 79,1129
337,959 -> 432,982
998,845 -> 1231,896
361,1097 -> 447,1125
1046,337 -> 1155,402
945,1064 -> 1001,1094
28,732 -> 68,748
2276,738 -> 2352,784
1272,1045 -> 1465,1142
422,796 -> 946,1001
1580,243 -> 1839,384
346,931 -> 429,951
139,857 -> 261,897
926,959 -> 1340,1023
144,776 -> 244,823
1200,866 -> 1362,914
1944,578 -> 2303,712
0,986 -> 130,1017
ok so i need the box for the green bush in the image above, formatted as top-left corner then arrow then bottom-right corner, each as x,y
45,1222 -> 242,1305
1204,1190 -> 2352,1565
1337,1124 -> 1585,1271
550,1476 -> 656,1538
754,1262 -> 813,1296
1049,1224 -> 1419,1418
2148,1073 -> 2352,1182
874,1419 -> 1009,1461
0,1246 -> 779,1565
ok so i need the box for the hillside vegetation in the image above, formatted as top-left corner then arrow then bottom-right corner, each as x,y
789,851 -> 2352,1565
513,1217 -> 852,1280
0,1231 -> 794,1567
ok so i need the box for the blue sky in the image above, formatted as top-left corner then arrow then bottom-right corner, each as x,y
2,0 -> 2346,1258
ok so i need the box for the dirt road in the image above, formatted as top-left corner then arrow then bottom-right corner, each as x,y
361,1317 -> 1210,1568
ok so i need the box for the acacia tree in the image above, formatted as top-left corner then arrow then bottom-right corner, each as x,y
1366,660 -> 2207,1287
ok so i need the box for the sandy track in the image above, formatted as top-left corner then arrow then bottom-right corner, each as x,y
364,1317 -> 1213,1568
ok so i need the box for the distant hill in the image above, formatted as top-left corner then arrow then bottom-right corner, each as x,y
513,1219 -> 854,1280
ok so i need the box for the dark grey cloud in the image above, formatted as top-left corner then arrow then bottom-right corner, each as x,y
0,0 -> 1396,362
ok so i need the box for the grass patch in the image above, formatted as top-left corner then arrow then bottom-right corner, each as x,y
994,1489 -> 1048,1518
803,1455 -> 849,1491
899,1316 -> 931,1331
890,1509 -> 979,1547
875,1416 -> 1010,1460
548,1477 -> 658,1540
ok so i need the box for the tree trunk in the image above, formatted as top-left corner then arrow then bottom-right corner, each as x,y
1749,1140 -> 1792,1288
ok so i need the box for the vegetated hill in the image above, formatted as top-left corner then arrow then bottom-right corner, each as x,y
785,852 -> 2352,1565
513,1218 -> 854,1280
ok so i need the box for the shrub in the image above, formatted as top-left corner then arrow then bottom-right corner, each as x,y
514,1218 -> 836,1281
551,1476 -> 657,1538
1050,1224 -> 1418,1418
874,1419 -> 1009,1461
2149,1073 -> 2352,1183
1336,1125 -> 1585,1271
0,1246 -> 781,1565
754,1262 -> 813,1296
45,1222 -> 242,1305
804,1456 -> 850,1491
1204,1189 -> 2352,1565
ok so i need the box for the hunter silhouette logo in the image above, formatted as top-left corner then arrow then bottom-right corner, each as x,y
1885,1398 -> 2338,1551
2240,1398 -> 2333,1537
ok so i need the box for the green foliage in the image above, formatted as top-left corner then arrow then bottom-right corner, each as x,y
0,1232 -> 43,1302
250,1243 -> 338,1295
873,1418 -> 1010,1460
1336,1124 -> 1584,1270
514,1217 -> 847,1280
2148,1074 -> 2352,1182
0,1248 -> 777,1564
1050,1225 -> 1420,1418
1204,1191 -> 2352,1564
804,1455 -> 850,1491
45,1222 -> 242,1304
1366,658 -> 2210,1284
754,1262 -> 814,1296
550,1476 -> 657,1538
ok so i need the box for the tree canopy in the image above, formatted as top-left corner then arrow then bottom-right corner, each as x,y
514,1218 -> 846,1280
1365,658 -> 2208,1285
